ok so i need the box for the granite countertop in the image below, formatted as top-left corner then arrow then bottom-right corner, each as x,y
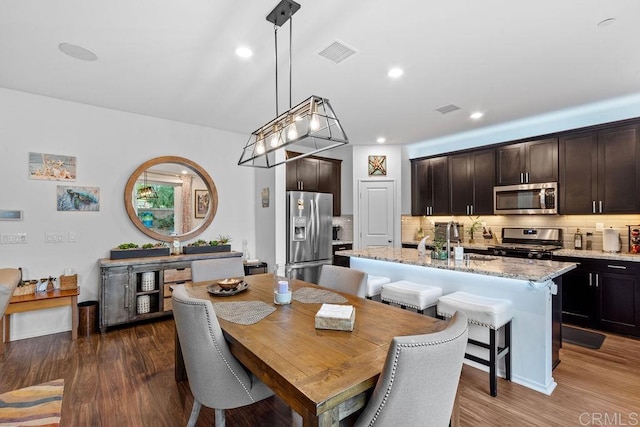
336,247 -> 577,282
332,240 -> 353,245
403,241 -> 640,263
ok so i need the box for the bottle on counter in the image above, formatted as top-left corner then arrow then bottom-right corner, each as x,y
586,232 -> 593,250
574,228 -> 583,250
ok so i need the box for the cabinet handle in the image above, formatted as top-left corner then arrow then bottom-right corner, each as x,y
599,201 -> 603,213
595,273 -> 599,288
592,201 -> 596,214
607,265 -> 627,270
124,283 -> 129,309
520,172 -> 524,183
470,205 -> 474,215
588,273 -> 592,287
526,172 -> 529,183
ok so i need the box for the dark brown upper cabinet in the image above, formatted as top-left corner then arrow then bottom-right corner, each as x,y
449,148 -> 496,216
286,152 -> 342,216
496,138 -> 558,185
559,124 -> 640,214
411,156 -> 449,216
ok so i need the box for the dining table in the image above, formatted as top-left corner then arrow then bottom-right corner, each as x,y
177,273 -> 454,427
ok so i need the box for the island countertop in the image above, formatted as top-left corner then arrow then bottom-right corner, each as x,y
336,247 -> 577,282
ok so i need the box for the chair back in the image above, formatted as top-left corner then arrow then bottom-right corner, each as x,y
191,257 -> 244,283
355,312 -> 469,427
171,285 -> 264,409
0,268 -> 21,318
317,264 -> 367,298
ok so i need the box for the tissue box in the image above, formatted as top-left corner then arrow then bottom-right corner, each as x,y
315,304 -> 355,331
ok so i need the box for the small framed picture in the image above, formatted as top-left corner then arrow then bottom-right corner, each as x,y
368,155 -> 387,176
194,189 -> 209,218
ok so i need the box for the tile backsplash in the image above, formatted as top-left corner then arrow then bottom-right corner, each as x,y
402,214 -> 640,252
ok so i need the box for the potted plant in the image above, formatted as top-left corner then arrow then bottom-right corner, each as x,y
467,215 -> 482,244
182,235 -> 232,254
110,242 -> 170,260
430,229 -> 447,260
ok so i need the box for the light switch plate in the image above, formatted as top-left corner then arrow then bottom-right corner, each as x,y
596,222 -> 604,232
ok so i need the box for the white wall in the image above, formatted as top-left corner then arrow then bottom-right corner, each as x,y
0,88 -> 258,340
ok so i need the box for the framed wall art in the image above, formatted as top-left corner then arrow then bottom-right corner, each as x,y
29,152 -> 76,181
194,189 -> 209,218
368,155 -> 387,176
57,186 -> 99,211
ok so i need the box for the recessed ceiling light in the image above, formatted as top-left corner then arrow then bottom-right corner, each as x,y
388,68 -> 403,78
597,18 -> 616,28
376,137 -> 386,144
58,43 -> 97,61
235,47 -> 253,58
469,111 -> 484,120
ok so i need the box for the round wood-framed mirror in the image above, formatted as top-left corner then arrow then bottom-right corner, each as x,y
124,156 -> 218,242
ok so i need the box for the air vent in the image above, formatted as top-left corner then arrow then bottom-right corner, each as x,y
318,41 -> 358,64
435,104 -> 461,114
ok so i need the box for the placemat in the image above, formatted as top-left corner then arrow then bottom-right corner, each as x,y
292,287 -> 348,304
212,301 -> 276,325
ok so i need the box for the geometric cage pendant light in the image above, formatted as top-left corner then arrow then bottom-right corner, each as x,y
238,0 -> 348,168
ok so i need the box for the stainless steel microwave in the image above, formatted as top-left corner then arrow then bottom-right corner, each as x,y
494,182 -> 558,214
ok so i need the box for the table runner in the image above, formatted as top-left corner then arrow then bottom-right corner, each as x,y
212,301 -> 276,325
292,287 -> 348,304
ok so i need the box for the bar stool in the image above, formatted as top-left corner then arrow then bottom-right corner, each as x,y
381,280 -> 443,315
365,275 -> 391,300
437,291 -> 513,397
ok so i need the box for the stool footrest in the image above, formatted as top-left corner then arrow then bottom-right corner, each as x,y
467,338 -> 510,359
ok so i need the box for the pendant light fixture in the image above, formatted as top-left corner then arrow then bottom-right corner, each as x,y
238,0 -> 349,168
137,171 -> 158,200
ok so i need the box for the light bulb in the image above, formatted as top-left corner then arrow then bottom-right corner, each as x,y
256,140 -> 265,154
309,113 -> 320,131
287,123 -> 298,141
270,132 -> 280,148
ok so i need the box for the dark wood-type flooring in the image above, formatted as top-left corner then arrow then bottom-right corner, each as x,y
1,318 -> 638,426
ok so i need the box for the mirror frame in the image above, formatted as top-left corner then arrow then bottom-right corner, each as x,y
124,156 -> 218,242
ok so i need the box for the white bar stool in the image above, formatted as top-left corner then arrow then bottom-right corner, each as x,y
437,291 -> 514,397
365,275 -> 391,300
381,280 -> 443,315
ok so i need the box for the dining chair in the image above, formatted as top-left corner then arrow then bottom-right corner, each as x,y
317,264 -> 368,298
354,312 -> 469,427
172,284 -> 274,427
191,256 -> 244,283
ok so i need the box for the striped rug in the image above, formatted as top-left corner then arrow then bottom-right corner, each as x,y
0,379 -> 64,426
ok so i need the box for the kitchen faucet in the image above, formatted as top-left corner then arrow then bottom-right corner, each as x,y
446,221 -> 460,259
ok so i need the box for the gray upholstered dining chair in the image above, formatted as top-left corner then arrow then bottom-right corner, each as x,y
171,285 -> 274,427
0,268 -> 21,318
354,312 -> 469,427
191,257 -> 245,283
317,264 -> 368,298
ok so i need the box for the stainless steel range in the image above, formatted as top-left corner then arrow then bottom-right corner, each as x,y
490,227 -> 563,259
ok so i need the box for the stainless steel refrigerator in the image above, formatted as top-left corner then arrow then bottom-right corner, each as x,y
286,191 -> 333,284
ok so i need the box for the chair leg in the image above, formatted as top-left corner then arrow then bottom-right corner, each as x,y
489,328 -> 497,397
215,408 -> 226,427
187,400 -> 202,427
505,321 -> 512,382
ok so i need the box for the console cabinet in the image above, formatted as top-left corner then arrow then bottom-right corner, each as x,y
559,257 -> 640,337
99,252 -> 242,332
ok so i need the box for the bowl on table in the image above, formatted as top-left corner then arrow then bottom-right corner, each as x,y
217,278 -> 243,291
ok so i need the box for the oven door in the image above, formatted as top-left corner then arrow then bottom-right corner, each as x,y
494,182 -> 557,214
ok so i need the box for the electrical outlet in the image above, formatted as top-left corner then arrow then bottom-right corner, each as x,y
45,232 -> 65,243
68,231 -> 78,243
17,233 -> 27,243
595,222 -> 604,232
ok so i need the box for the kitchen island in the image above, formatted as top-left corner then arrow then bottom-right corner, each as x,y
336,247 -> 577,395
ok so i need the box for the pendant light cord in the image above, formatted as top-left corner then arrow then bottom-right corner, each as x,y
289,6 -> 293,110
274,24 -> 279,116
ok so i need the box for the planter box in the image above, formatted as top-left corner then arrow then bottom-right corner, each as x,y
182,244 -> 231,255
110,247 -> 170,260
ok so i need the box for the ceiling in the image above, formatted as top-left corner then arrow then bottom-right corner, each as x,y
2,0 -> 640,148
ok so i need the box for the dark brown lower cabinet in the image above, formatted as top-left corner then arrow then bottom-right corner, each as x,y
332,243 -> 352,267
559,257 -> 640,337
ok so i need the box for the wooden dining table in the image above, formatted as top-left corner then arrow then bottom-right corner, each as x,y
178,273 -> 451,427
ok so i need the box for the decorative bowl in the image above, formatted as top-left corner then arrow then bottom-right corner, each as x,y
217,278 -> 243,290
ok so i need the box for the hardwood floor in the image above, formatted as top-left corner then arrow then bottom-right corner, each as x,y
1,319 -> 638,426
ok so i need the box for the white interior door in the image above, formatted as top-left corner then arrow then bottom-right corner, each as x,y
359,180 -> 395,248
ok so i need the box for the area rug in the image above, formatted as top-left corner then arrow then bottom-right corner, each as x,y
562,325 -> 606,350
0,379 -> 64,426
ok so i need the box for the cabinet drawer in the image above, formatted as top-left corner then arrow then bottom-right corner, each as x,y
164,268 -> 191,283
